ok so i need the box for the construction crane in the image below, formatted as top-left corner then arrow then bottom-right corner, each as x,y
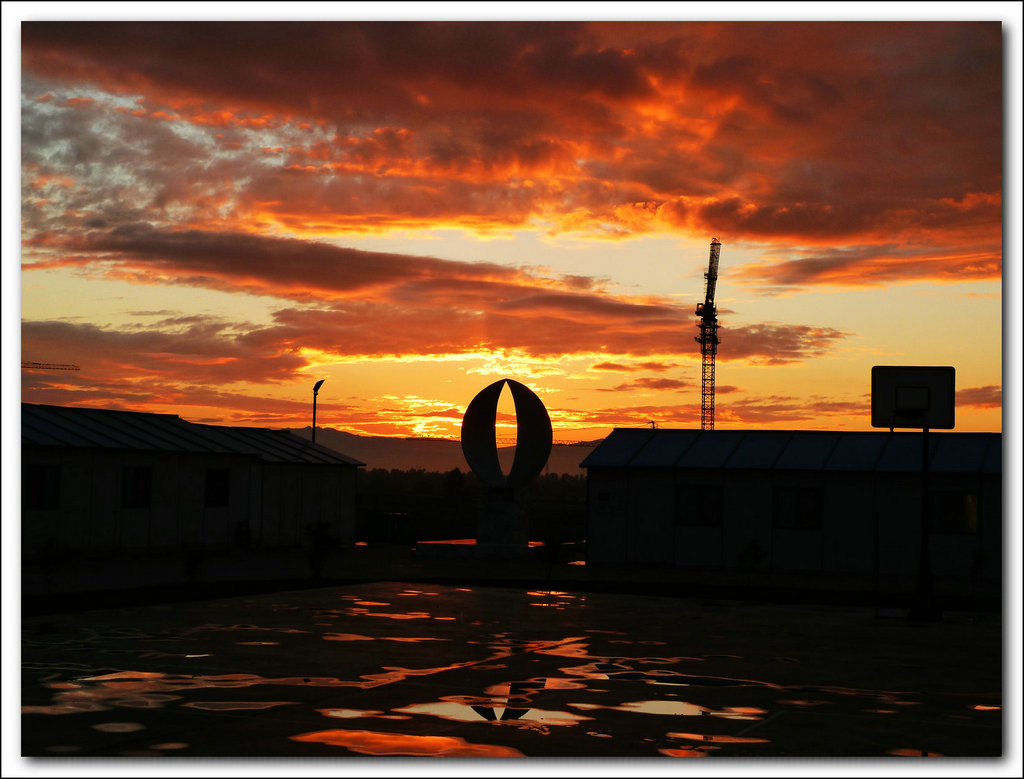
21,362 -> 80,371
694,238 -> 722,430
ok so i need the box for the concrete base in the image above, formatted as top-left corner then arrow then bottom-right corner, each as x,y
476,486 -> 529,548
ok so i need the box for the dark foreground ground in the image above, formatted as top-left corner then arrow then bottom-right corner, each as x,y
20,566 -> 1007,767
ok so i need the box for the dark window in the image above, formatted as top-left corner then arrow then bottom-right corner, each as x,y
774,487 -> 821,531
122,465 -> 152,508
23,463 -> 60,510
205,467 -> 231,508
675,484 -> 723,527
931,491 -> 980,535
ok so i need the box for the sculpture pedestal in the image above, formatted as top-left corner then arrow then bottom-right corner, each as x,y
476,487 -> 530,560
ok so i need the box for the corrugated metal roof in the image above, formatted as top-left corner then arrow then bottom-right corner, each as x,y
675,430 -> 744,469
726,431 -> 792,470
579,428 -> 656,467
581,428 -> 1001,475
982,438 -> 1002,475
929,433 -> 993,474
824,433 -> 888,472
874,433 -> 936,473
630,429 -> 701,468
775,431 -> 841,470
21,404 -> 364,466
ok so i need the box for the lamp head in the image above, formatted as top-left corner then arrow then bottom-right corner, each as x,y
313,379 -> 325,393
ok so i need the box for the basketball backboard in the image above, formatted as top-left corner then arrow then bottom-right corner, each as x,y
871,366 -> 955,430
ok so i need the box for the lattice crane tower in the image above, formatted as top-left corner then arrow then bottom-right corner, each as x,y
695,238 -> 722,430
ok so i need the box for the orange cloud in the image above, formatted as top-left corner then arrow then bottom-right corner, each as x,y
18,21 -> 1002,434
957,385 -> 1001,409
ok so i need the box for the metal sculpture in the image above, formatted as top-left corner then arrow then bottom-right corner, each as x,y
461,378 -> 552,489
461,379 -> 553,556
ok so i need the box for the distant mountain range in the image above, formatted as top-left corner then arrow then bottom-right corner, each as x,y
287,427 -> 599,475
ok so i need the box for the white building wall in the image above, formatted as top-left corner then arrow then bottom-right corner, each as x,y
627,470 -> 674,565
821,475 -> 877,575
585,464 -> 1001,589
586,469 -> 630,564
24,446 -> 359,555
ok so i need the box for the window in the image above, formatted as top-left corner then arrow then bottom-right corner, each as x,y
205,467 -> 231,508
675,484 -> 723,527
773,486 -> 821,531
122,465 -> 152,508
931,491 -> 980,535
23,463 -> 60,510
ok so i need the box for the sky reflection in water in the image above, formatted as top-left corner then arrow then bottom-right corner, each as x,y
22,583 -> 999,757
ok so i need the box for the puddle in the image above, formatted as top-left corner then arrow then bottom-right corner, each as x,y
568,701 -> 765,720
659,747 -> 716,756
318,708 -> 411,721
392,701 -> 593,727
322,633 -> 447,643
21,583 -> 1001,757
667,731 -> 770,744
24,670 -> 364,715
182,701 -> 297,711
184,624 -> 309,635
290,729 -> 524,756
91,722 -> 145,733
323,633 -> 374,641
362,611 -> 434,620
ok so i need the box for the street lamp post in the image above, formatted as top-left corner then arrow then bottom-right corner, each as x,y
312,379 -> 325,443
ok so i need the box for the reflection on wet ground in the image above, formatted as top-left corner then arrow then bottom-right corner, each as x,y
21,581 -> 1001,758
290,729 -> 525,756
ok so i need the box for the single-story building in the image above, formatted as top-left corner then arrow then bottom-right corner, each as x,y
21,403 -> 364,556
581,428 -> 1001,592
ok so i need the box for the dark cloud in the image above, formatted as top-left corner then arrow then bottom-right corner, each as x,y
734,242 -> 1001,288
599,377 -> 693,392
20,21 -> 1001,252
24,224 -> 852,366
590,361 -> 675,372
719,323 -> 851,365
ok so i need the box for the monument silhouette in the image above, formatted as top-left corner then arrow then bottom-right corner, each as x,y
461,378 -> 552,558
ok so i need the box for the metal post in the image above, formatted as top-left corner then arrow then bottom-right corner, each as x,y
909,425 -> 940,621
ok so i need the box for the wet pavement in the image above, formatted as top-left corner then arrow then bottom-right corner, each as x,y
20,581 -> 1003,761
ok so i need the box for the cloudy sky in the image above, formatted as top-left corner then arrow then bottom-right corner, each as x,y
12,8 -> 1012,440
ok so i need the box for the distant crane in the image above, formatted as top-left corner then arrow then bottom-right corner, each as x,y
21,362 -> 80,372
694,238 -> 722,430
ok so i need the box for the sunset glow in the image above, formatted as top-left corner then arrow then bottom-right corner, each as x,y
15,13 -> 1007,439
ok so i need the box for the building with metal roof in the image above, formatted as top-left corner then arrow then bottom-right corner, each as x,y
22,403 -> 364,564
582,428 -> 1001,596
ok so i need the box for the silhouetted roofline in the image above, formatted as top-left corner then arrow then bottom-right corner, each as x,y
21,403 -> 364,467
580,427 -> 1001,475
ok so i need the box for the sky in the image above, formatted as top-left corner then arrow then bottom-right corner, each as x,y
9,6 -> 1018,443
